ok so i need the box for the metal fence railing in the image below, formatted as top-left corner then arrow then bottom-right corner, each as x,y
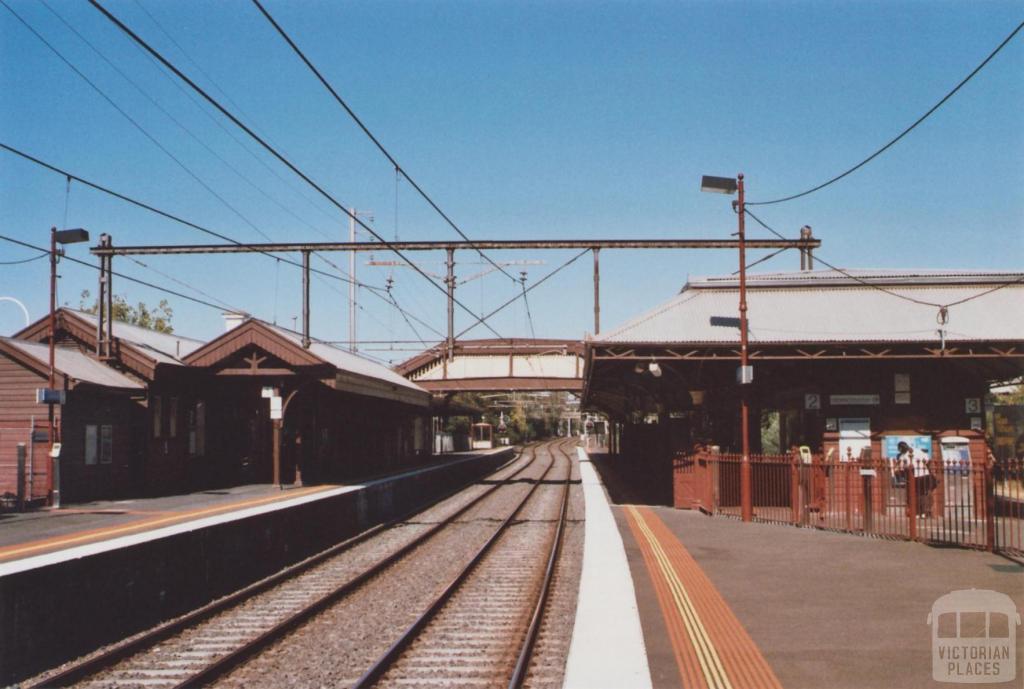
674,450 -> 1024,557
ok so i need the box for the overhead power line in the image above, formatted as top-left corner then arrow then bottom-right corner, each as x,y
748,19 -> 1024,206
0,232 -> 403,366
0,0 -> 276,243
0,250 -> 48,265
37,0 -> 336,244
0,143 -> 367,292
743,208 -> 1024,311
249,0 -> 518,285
88,0 -> 503,340
0,233 -> 230,314
456,249 -> 590,340
0,143 -> 443,337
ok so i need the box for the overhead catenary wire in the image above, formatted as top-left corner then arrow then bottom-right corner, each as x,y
748,19 -> 1024,206
88,0 -> 504,340
0,143 -> 407,303
5,1 -> 437,342
249,0 -> 519,286
743,207 -> 1024,311
37,0 -> 338,245
1,233 -> 233,314
0,250 -> 49,265
126,0 -> 344,233
0,143 -> 442,336
0,232 -> 402,366
455,249 -> 590,340
0,0 -> 277,244
125,256 -> 248,314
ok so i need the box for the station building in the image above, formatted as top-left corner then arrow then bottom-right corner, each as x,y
582,270 -> 1024,504
0,308 -> 431,506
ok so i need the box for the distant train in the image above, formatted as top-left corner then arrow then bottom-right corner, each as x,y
471,422 -> 494,450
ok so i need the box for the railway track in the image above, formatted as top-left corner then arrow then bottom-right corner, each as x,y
354,439 -> 573,689
26,446 -> 542,689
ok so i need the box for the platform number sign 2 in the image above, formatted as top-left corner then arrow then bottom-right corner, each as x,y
805,393 -> 821,411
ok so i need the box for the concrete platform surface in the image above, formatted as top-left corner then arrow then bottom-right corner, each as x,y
616,506 -> 1024,689
564,447 -> 652,689
0,448 -> 510,567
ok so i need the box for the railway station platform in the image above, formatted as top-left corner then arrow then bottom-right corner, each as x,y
0,447 -> 513,685
0,448 -> 508,570
571,450 -> 1024,689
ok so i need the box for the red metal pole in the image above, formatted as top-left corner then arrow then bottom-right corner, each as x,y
48,226 -> 57,506
737,174 -> 752,522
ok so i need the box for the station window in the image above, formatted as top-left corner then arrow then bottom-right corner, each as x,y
189,400 -> 206,457
152,395 -> 163,438
99,425 -> 113,464
84,424 -> 114,465
85,425 -> 98,465
169,397 -> 178,438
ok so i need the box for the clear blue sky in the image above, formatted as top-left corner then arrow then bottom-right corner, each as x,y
1,0 -> 1022,362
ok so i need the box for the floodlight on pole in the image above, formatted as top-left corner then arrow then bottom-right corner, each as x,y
48,226 -> 89,508
700,174 -> 752,522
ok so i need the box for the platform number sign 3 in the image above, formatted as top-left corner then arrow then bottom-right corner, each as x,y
805,393 -> 821,411
964,398 -> 981,414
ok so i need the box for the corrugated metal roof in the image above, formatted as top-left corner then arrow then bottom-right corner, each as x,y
688,269 -> 1024,290
69,309 -> 204,364
265,323 -> 427,394
2,337 -> 143,389
597,269 -> 1024,344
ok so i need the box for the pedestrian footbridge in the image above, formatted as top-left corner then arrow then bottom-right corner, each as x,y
396,339 -> 584,393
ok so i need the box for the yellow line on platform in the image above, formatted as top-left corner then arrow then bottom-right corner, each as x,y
0,485 -> 334,562
627,505 -> 733,689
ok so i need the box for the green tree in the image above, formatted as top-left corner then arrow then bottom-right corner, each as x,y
78,290 -> 174,334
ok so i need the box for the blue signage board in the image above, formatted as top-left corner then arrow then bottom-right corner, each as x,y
883,434 -> 932,460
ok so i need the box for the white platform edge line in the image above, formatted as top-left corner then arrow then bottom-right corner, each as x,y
563,446 -> 652,689
0,450 -> 509,578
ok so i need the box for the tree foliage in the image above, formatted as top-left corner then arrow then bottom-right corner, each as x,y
78,290 -> 174,334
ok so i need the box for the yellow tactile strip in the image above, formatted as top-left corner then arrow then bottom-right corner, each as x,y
624,505 -> 784,689
0,485 -> 335,563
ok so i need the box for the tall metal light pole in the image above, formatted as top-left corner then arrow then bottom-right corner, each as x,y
700,174 -> 752,522
47,226 -> 89,508
348,209 -> 373,353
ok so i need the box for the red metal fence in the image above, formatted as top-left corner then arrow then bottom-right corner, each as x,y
674,451 -> 1024,557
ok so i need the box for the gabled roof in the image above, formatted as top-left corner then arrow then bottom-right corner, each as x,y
65,309 -> 203,363
0,337 -> 143,390
184,319 -> 429,407
595,269 -> 1024,345
15,308 -> 203,371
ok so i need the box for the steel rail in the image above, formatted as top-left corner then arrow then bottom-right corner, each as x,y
89,238 -> 821,256
352,438 -> 573,689
508,441 -> 573,688
25,447 -> 530,689
171,445 -> 541,689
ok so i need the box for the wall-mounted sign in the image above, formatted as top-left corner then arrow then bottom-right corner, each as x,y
261,386 -> 276,399
804,393 -> 821,410
894,392 -> 911,405
970,416 -> 982,431
36,388 -> 66,405
269,395 -> 283,420
830,394 -> 880,406
883,435 -> 932,460
825,418 -> 838,431
964,398 -> 981,414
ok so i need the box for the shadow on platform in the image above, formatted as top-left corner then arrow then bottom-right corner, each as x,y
588,452 -> 672,506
